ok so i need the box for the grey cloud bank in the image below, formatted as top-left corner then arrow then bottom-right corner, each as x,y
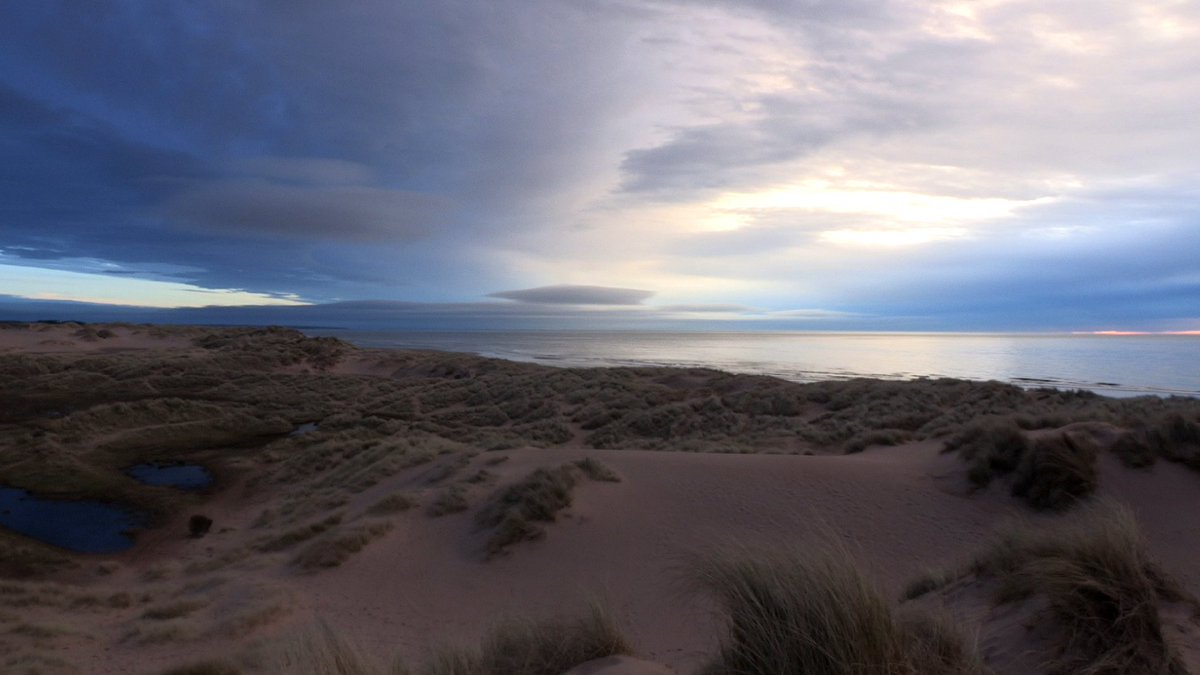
488,285 -> 655,306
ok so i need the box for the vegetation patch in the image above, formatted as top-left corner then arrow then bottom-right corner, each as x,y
159,661 -> 243,675
366,492 -> 415,516
293,520 -> 394,571
476,465 -> 581,558
691,543 -> 986,675
424,604 -> 629,675
574,457 -> 621,482
974,502 -> 1193,674
427,485 -> 469,517
142,599 -> 208,621
257,513 -> 344,552
945,420 -> 1098,510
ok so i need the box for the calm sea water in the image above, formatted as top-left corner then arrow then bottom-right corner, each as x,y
304,330 -> 1200,398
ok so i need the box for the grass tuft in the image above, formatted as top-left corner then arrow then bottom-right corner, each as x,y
476,465 -> 581,557
691,542 -> 985,675
573,457 -> 621,482
367,492 -> 415,516
424,604 -> 629,675
971,500 -> 1191,674
263,621 -> 406,675
1009,434 -> 1097,510
159,661 -> 243,675
427,485 -> 469,517
293,521 -> 394,570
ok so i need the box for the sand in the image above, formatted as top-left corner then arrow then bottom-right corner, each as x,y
1,322 -> 1198,674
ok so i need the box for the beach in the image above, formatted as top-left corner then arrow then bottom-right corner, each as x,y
2,323 -> 1199,674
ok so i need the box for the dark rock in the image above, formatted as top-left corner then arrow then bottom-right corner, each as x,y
189,515 -> 213,538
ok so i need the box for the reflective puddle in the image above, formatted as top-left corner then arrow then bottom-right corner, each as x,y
126,463 -> 213,490
0,487 -> 146,553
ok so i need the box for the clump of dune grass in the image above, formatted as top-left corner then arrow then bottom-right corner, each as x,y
946,420 -> 1097,510
257,513 -> 344,552
1009,434 -> 1097,511
944,418 -> 1030,487
1111,413 -> 1200,470
141,599 -> 207,620
159,660 -> 243,675
476,464 -> 581,557
573,457 -> 621,482
842,429 -> 911,454
691,543 -> 985,675
424,603 -> 629,675
899,568 -> 962,602
367,492 -> 415,515
427,485 -> 469,517
477,465 -> 580,528
0,532 -> 77,579
967,501 -> 1192,675
293,520 -> 394,570
261,621 -> 406,675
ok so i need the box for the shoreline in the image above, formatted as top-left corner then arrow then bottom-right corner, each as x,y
303,327 -> 1200,399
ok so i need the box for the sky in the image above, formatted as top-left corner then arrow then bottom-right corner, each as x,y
1,0 -> 1199,331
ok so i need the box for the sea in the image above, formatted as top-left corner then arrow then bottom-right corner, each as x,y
302,330 -> 1200,399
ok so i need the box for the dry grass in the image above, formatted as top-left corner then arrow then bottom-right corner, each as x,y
691,542 -> 986,675
260,621 -> 405,675
159,661 -> 243,675
367,492 -> 415,515
257,513 -> 344,552
944,418 -> 1030,488
573,457 -> 621,482
476,465 -> 581,557
141,599 -> 207,620
1009,434 -> 1097,511
293,520 -> 394,570
1112,413 -> 1200,470
969,501 -> 1191,675
427,485 -> 469,517
0,532 -> 76,578
946,421 -> 1098,510
423,604 -> 629,675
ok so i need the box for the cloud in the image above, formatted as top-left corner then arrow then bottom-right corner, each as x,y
659,303 -> 757,313
488,285 -> 655,306
2,1 -> 1199,330
161,179 -> 448,242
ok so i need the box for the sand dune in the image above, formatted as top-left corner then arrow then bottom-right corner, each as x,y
0,323 -> 1198,674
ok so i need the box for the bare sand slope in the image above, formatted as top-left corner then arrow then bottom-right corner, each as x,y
292,443 -> 1008,671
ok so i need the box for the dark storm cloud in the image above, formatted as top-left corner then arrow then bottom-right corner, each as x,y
488,285 -> 654,306
161,180 -> 448,242
0,0 -> 643,299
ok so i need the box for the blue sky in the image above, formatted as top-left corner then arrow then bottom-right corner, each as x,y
2,1 -> 1198,331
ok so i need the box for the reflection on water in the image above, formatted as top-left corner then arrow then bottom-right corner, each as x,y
127,463 -> 213,490
0,487 -> 146,553
307,330 -> 1200,398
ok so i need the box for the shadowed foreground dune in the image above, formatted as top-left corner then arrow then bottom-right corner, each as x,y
1,323 -> 1199,674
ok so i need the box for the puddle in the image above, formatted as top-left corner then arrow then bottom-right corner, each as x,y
0,487 -> 146,553
126,463 -> 213,490
289,422 -> 319,437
